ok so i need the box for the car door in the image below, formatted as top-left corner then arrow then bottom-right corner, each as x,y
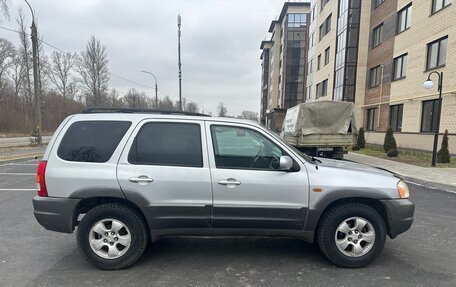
205,121 -> 309,230
117,119 -> 212,231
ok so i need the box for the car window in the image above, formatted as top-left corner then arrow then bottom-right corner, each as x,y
211,125 -> 284,170
128,122 -> 203,167
57,121 -> 132,163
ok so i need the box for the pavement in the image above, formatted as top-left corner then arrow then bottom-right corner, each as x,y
346,152 -> 456,190
1,158 -> 456,286
0,136 -> 51,148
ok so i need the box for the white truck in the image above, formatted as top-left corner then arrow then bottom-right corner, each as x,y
281,101 -> 356,160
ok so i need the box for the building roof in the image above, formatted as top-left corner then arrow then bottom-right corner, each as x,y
260,40 -> 272,50
268,2 -> 310,32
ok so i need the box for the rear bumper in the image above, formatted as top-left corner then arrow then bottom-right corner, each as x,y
33,196 -> 81,233
380,198 -> 415,239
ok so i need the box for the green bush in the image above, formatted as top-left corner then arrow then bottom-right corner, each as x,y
387,148 -> 399,157
437,129 -> 450,163
383,127 -> 397,153
357,127 -> 366,149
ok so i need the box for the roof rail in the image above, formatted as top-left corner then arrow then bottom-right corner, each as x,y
82,108 -> 211,117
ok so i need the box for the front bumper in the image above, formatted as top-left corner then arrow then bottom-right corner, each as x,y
380,198 -> 415,238
33,196 -> 81,233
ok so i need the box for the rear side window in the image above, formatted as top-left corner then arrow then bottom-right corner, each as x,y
58,121 -> 131,163
128,122 -> 203,167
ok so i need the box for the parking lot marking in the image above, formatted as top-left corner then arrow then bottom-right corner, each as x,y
0,173 -> 36,175
0,189 -> 35,191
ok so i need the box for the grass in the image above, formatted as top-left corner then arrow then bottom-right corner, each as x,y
353,146 -> 456,168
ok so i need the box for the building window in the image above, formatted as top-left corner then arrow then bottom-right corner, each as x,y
369,65 -> 382,88
319,14 -> 332,40
393,54 -> 407,80
312,6 -> 316,21
426,36 -> 448,70
308,59 -> 313,74
373,0 -> 385,9
390,104 -> 403,132
367,108 -> 376,131
321,0 -> 330,11
287,13 -> 307,28
317,54 -> 322,70
324,47 -> 330,65
432,0 -> 452,14
421,99 -> 440,133
316,79 -> 328,98
372,23 -> 383,48
397,3 -> 412,34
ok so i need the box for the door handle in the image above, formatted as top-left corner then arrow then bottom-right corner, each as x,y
218,178 -> 241,186
129,176 -> 154,184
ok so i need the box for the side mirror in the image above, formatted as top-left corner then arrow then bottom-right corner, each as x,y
279,155 -> 293,171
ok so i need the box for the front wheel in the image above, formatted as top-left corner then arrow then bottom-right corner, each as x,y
317,203 -> 386,268
77,203 -> 149,270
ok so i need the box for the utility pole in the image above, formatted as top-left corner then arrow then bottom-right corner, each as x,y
25,0 -> 42,145
177,14 -> 183,111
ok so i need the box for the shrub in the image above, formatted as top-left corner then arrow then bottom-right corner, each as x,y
387,148 -> 399,157
383,127 -> 397,153
357,127 -> 366,149
437,129 -> 450,163
352,145 -> 360,151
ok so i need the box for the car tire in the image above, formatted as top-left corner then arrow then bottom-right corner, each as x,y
77,203 -> 149,270
317,202 -> 386,268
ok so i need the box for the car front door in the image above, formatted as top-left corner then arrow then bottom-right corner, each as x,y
117,119 -> 212,232
205,122 -> 309,230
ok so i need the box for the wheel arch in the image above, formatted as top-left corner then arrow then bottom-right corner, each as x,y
307,197 -> 392,240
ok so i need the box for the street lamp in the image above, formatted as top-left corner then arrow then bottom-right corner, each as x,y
24,0 -> 42,145
423,71 -> 444,167
140,70 -> 158,107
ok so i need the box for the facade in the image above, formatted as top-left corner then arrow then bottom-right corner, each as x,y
261,0 -> 456,153
259,2 -> 311,131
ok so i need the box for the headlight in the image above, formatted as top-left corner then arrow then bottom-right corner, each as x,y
397,180 -> 410,199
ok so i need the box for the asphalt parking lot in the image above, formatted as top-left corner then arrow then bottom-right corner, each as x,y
1,158 -> 455,287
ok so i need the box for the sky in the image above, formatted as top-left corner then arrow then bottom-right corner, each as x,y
0,0 -> 299,115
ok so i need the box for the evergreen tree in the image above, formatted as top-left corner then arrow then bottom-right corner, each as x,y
437,129 -> 450,163
383,127 -> 397,154
357,127 -> 366,149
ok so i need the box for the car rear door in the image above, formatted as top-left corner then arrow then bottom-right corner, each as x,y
117,119 -> 212,232
205,121 -> 309,230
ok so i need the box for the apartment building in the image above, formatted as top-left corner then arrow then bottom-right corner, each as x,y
259,2 -> 311,131
364,0 -> 456,153
260,0 -> 455,152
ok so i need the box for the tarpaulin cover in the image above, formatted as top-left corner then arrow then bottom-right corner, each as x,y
281,101 -> 355,136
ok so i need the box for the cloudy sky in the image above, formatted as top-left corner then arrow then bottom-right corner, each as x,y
1,0 -> 297,115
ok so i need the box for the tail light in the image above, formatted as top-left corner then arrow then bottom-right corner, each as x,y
36,161 -> 48,197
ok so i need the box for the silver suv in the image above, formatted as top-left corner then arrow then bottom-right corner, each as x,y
33,109 -> 414,269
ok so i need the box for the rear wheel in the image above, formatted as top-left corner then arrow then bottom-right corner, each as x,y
77,203 -> 148,270
317,203 -> 386,268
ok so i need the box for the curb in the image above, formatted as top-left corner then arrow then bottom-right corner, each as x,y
403,176 -> 456,194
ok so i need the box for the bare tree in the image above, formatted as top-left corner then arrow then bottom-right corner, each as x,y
77,36 -> 110,107
0,38 -> 15,91
122,88 -> 148,108
0,0 -> 10,20
217,102 -> 228,117
49,51 -> 76,100
158,96 -> 174,110
238,110 -> 259,121
17,10 -> 33,105
184,101 -> 199,113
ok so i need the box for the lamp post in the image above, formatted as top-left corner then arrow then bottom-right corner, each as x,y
423,71 -> 444,167
140,70 -> 158,107
24,0 -> 42,145
177,14 -> 182,111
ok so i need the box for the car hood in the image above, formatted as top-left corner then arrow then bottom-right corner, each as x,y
315,157 -> 395,177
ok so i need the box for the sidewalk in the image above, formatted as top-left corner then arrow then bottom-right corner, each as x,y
345,152 -> 456,189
